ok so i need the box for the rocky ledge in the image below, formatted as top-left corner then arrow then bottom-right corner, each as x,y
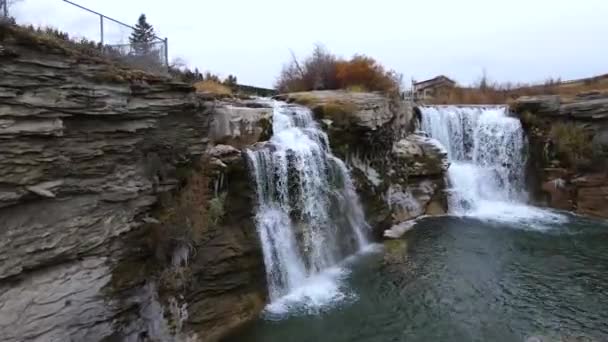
512,93 -> 608,218
279,90 -> 449,238
0,24 -> 270,342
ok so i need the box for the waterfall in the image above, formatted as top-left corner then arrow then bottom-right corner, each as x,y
246,101 -> 369,311
419,106 -> 528,213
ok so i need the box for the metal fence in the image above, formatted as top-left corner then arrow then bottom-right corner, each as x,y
59,0 -> 169,74
1,0 -> 8,18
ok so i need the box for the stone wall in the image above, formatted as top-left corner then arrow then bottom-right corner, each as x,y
0,25 -> 268,342
512,93 -> 608,219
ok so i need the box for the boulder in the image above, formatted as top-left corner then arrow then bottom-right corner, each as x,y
209,102 -> 273,148
392,135 -> 449,177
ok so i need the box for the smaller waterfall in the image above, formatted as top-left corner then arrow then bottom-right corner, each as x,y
247,102 -> 369,312
420,106 -> 528,211
419,105 -> 567,225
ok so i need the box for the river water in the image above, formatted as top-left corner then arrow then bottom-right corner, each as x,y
228,104 -> 608,342
225,214 -> 608,342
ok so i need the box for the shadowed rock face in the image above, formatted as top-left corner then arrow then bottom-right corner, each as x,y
513,93 -> 608,219
0,30 -> 267,342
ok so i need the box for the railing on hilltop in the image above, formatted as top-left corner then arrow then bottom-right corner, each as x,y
1,0 -> 8,19
61,0 -> 169,74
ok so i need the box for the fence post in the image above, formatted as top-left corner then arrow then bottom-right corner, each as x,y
2,0 -> 7,18
164,37 -> 169,67
99,14 -> 104,49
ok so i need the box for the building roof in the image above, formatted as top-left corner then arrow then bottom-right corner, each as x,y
414,75 -> 456,89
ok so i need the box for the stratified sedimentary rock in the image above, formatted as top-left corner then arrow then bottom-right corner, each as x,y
513,93 -> 608,219
0,24 -> 267,342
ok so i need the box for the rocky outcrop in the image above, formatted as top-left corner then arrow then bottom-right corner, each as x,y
0,25 -> 267,342
209,100 -> 272,148
513,93 -> 608,219
280,91 -> 448,238
278,90 -> 413,158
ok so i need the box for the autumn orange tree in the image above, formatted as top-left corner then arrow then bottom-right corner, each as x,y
275,45 -> 401,94
335,54 -> 401,92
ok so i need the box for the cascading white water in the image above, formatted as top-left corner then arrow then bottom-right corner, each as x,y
419,105 -> 568,226
246,101 -> 369,312
420,106 -> 530,213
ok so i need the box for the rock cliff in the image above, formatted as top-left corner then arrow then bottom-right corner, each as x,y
0,24 -> 268,342
279,91 -> 449,238
513,93 -> 608,218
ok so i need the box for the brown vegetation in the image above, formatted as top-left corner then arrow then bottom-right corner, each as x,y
429,73 -> 608,105
276,44 -> 402,94
194,80 -> 232,96
315,100 -> 359,126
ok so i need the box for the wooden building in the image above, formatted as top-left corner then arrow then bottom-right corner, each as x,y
413,75 -> 456,101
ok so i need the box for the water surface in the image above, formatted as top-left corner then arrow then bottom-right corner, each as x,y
225,215 -> 608,342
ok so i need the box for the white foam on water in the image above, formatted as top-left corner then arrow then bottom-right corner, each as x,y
262,243 -> 383,318
263,266 -> 353,317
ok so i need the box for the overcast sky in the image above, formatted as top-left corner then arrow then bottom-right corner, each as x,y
12,0 -> 608,88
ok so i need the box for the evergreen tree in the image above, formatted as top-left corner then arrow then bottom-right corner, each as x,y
129,14 -> 156,55
223,75 -> 238,90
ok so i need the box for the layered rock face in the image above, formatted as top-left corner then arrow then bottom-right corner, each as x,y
513,93 -> 608,218
280,91 -> 449,238
0,27 -> 267,342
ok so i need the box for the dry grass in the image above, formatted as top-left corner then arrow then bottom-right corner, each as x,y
291,93 -> 319,106
194,80 -> 233,96
316,99 -> 358,126
346,84 -> 367,92
289,93 -> 357,125
430,74 -> 608,105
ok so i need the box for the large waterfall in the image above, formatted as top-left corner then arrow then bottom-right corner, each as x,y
246,101 -> 369,313
419,106 -> 530,215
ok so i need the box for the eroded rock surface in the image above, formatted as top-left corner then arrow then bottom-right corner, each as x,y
513,93 -> 608,219
0,26 -> 267,342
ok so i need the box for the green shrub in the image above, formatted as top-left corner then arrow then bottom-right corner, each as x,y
316,100 -> 357,126
549,122 -> 593,168
520,110 -> 543,128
